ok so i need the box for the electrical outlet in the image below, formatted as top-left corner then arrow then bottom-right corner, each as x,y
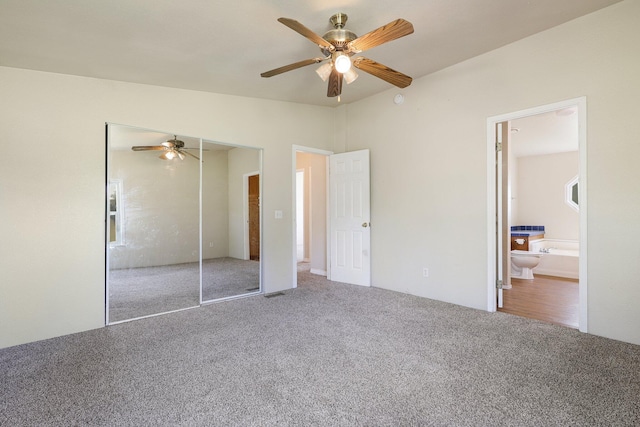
423,268 -> 429,278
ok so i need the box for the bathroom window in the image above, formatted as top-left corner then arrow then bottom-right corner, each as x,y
109,179 -> 125,246
565,175 -> 579,212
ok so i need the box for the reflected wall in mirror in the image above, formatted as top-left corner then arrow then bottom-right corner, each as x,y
201,140 -> 261,301
107,125 -> 200,322
106,124 -> 262,324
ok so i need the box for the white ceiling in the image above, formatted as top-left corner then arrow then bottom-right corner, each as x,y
0,0 -> 622,107
511,107 -> 579,158
109,124 -> 236,151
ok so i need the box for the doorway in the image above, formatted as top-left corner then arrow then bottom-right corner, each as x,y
248,174 -> 260,261
487,97 -> 588,332
292,146 -> 372,288
293,148 -> 330,286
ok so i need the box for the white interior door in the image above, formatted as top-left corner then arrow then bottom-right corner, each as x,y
329,149 -> 371,286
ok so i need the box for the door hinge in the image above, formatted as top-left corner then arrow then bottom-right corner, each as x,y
496,142 -> 502,152
496,279 -> 503,289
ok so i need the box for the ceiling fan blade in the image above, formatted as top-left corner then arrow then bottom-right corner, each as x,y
348,19 -> 414,53
179,150 -> 201,161
327,67 -> 343,97
131,146 -> 166,151
353,57 -> 412,88
261,58 -> 326,78
277,18 -> 335,52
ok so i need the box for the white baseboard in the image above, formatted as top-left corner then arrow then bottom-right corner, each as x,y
310,268 -> 327,276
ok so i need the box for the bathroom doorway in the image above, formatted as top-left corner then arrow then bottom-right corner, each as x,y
487,97 -> 588,332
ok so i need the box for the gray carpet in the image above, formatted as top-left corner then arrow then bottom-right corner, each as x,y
2,270 -> 639,426
109,258 -> 260,322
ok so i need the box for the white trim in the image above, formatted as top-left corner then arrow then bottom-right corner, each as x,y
200,289 -> 261,306
310,268 -> 327,276
199,139 -> 203,304
496,123 -> 504,308
325,157 -> 331,281
486,97 -> 588,332
108,305 -> 200,326
105,124 -> 111,326
292,145 -> 333,288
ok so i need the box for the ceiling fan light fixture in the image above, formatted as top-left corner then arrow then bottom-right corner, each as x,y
334,52 -> 351,73
261,14 -> 414,98
315,62 -> 332,82
344,68 -> 358,84
160,150 -> 177,160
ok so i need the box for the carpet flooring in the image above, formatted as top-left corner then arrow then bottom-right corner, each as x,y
2,268 -> 639,426
109,257 -> 260,322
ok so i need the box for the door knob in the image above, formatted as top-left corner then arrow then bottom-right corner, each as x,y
362,222 -> 369,228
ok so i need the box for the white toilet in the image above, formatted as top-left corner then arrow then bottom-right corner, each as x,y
510,250 -> 544,279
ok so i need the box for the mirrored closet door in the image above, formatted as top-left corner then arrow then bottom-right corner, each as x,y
106,124 -> 262,324
201,140 -> 261,302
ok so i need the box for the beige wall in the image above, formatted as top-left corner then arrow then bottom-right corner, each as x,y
201,149 -> 231,261
1,0 -> 639,348
340,0 -> 640,344
0,68 -> 333,348
109,148 -> 215,269
516,151 -> 579,241
227,147 -> 261,260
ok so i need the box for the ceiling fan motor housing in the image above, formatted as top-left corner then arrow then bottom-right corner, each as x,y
162,137 -> 185,149
322,13 -> 357,55
260,12 -> 414,97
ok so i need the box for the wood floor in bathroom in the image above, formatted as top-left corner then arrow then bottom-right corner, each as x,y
499,274 -> 579,329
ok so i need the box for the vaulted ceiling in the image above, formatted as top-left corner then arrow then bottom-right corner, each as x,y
0,0 -> 622,107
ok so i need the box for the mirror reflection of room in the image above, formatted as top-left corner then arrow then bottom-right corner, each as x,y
201,140 -> 261,302
107,125 -> 261,323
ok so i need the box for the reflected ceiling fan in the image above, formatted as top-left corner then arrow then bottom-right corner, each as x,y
131,135 -> 200,160
261,13 -> 414,98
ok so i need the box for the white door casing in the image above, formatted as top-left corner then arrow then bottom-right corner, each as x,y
496,122 -> 504,308
486,97 -> 588,333
329,149 -> 371,287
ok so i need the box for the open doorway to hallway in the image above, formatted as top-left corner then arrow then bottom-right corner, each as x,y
293,149 -> 330,285
488,97 -> 587,332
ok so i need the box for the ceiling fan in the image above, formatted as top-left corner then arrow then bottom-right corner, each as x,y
261,13 -> 414,98
131,135 -> 201,160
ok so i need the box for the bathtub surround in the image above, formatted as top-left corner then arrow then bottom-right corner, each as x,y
529,239 -> 580,279
2,273 -> 639,426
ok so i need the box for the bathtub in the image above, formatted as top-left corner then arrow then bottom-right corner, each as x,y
528,239 -> 579,279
